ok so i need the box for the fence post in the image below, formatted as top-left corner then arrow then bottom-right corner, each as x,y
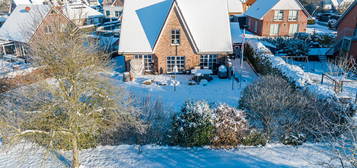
321,74 -> 324,84
355,91 -> 357,104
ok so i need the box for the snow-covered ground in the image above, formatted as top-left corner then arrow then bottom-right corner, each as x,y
284,59 -> 357,99
0,55 -> 34,78
106,59 -> 258,112
0,142 -> 339,168
306,24 -> 336,34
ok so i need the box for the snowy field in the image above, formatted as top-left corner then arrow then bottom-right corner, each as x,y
107,59 -> 258,112
0,142 -> 339,168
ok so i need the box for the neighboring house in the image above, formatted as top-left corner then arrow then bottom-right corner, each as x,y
245,0 -> 309,37
334,0 -> 357,59
102,0 -> 124,19
228,0 -> 243,15
0,5 -> 76,57
118,0 -> 233,74
62,2 -> 104,27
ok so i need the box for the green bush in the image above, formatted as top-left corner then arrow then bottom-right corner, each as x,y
170,101 -> 215,147
242,130 -> 267,146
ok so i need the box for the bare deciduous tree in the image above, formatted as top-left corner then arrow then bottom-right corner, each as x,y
0,18 -> 139,168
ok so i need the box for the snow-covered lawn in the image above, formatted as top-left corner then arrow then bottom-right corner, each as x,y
106,60 -> 258,112
283,59 -> 357,99
0,142 -> 339,168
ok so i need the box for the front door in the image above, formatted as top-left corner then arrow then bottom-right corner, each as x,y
167,56 -> 185,73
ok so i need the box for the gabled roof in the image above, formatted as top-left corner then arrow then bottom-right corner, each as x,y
0,5 -> 50,43
119,0 -> 233,54
13,0 -> 47,5
228,0 -> 243,14
62,2 -> 104,20
335,0 -> 357,27
245,0 -> 309,20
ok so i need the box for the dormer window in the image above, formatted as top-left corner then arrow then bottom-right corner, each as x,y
288,10 -> 298,21
171,29 -> 180,45
274,10 -> 284,21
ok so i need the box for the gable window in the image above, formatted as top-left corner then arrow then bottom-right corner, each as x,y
288,24 -> 299,35
270,24 -> 280,36
171,29 -> 180,45
115,11 -> 121,17
273,10 -> 284,21
134,55 -> 153,71
288,10 -> 298,21
200,55 -> 217,70
44,25 -> 53,34
106,10 -> 110,16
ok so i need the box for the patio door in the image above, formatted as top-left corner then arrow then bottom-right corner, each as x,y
167,56 -> 185,73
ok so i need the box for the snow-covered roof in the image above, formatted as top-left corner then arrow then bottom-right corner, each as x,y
0,5 -> 50,43
62,2 -> 104,20
230,22 -> 243,44
13,0 -> 47,5
119,0 -> 233,54
228,0 -> 243,14
335,0 -> 357,27
245,0 -> 306,20
330,0 -> 355,8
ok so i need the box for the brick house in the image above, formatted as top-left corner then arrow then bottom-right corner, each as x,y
102,0 -> 124,19
245,0 -> 309,37
118,0 -> 233,74
334,1 -> 357,60
0,4 -> 77,57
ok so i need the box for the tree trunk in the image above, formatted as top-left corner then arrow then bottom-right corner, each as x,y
71,136 -> 80,168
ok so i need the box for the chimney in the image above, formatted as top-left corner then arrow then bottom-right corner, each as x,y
25,6 -> 31,12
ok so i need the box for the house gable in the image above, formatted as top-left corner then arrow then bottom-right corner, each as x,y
153,4 -> 199,73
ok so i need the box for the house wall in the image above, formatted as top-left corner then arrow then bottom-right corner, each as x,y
350,41 -> 357,59
103,6 -> 123,18
31,9 -> 74,41
124,6 -> 227,74
247,10 -> 307,36
336,4 -> 357,40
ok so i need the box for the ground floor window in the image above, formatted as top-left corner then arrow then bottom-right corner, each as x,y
167,56 -> 185,73
200,55 -> 217,70
134,55 -> 153,71
288,24 -> 299,36
270,24 -> 280,36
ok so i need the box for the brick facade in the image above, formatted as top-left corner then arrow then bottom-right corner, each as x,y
124,5 -> 228,74
336,3 -> 357,60
247,10 -> 307,36
336,4 -> 357,40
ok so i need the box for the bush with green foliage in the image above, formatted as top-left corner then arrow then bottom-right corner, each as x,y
242,130 -> 267,146
170,101 -> 215,147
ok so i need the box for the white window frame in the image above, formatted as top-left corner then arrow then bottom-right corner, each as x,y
106,10 -> 110,16
288,24 -> 299,35
270,24 -> 280,36
200,55 -> 217,70
288,10 -> 298,21
134,55 -> 153,71
171,29 -> 180,45
115,11 -> 120,17
273,10 -> 284,21
167,56 -> 185,73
